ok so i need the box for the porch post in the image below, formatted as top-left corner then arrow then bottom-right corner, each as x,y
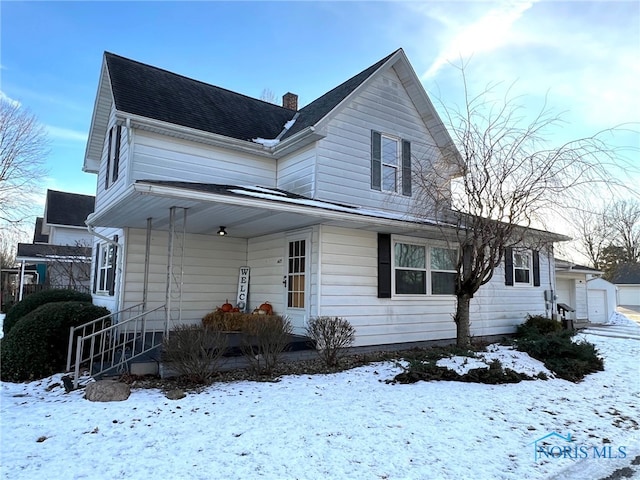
165,208 -> 175,337
18,260 -> 26,302
143,217 -> 152,311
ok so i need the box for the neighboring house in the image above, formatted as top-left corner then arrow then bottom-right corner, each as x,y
610,263 -> 640,306
14,190 -> 95,297
82,48 -> 565,348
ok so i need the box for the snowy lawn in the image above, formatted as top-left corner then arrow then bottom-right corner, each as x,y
1,322 -> 639,479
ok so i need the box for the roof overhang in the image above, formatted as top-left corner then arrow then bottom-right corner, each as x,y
85,182 -> 456,241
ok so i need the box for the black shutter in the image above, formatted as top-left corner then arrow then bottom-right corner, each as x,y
378,233 -> 391,298
402,140 -> 411,196
532,250 -> 540,287
371,131 -> 381,190
93,244 -> 100,293
112,125 -> 121,182
105,128 -> 112,190
504,247 -> 514,286
108,235 -> 118,296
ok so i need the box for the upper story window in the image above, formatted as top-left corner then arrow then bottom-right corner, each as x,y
393,240 -> 457,295
371,131 -> 411,196
104,125 -> 122,190
505,247 -> 540,287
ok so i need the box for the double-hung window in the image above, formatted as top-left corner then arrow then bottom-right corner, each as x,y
93,237 -> 118,295
393,240 -> 457,295
513,250 -> 531,285
371,131 -> 412,196
382,136 -> 399,192
504,247 -> 540,287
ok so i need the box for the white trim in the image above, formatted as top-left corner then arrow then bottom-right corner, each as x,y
513,249 -> 533,287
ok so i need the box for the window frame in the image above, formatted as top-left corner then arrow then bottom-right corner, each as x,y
371,131 -> 411,196
381,134 -> 399,193
94,241 -> 116,295
392,237 -> 458,296
512,249 -> 532,286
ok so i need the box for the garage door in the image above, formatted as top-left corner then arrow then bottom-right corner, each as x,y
588,290 -> 607,323
618,286 -> 640,306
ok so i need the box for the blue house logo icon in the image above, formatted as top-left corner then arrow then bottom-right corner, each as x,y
531,432 -> 573,460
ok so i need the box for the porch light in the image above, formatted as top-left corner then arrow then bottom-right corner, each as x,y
217,226 -> 227,236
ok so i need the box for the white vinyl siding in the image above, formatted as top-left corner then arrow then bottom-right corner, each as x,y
470,251 -> 553,338
131,131 -> 276,187
276,144 -> 317,197
48,226 -> 93,246
313,67 -> 445,213
95,106 -> 129,212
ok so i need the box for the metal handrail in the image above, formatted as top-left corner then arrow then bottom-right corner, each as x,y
66,303 -> 143,372
68,304 -> 166,388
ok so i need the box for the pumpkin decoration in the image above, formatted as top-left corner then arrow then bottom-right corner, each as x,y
232,307 -> 240,313
220,299 -> 233,313
258,302 -> 273,315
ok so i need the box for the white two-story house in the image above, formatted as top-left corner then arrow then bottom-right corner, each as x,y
83,48 -> 562,347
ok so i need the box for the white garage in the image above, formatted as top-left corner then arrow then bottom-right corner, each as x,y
618,285 -> 640,306
588,277 -> 617,324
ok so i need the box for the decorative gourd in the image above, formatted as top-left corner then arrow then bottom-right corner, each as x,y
220,299 -> 233,313
232,307 -> 240,313
259,302 -> 273,315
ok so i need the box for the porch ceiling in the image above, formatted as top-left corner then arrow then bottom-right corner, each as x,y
85,182 -> 451,240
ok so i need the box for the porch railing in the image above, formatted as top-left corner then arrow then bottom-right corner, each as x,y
67,303 -> 166,388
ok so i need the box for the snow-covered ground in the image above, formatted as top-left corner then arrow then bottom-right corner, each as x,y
1,317 -> 639,480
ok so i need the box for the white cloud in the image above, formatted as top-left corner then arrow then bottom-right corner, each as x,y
0,90 -> 21,107
45,125 -> 87,143
422,1 -> 537,79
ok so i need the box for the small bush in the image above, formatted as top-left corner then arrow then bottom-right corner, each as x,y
202,311 -> 256,331
241,315 -> 292,375
0,301 -> 110,382
162,324 -> 228,384
306,316 -> 356,368
516,314 -> 563,337
515,328 -> 604,382
3,289 -> 92,335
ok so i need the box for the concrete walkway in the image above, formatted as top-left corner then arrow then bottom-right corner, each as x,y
581,323 -> 640,341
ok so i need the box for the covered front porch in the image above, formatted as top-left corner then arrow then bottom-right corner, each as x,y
87,180 -> 451,336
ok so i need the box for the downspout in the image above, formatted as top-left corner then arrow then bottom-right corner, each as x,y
86,223 -> 124,314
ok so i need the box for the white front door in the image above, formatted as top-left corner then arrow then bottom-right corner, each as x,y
283,232 -> 311,334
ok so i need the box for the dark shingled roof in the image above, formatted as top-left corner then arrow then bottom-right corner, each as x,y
33,217 -> 49,243
104,49 -> 399,143
105,52 -> 296,142
46,190 -> 95,227
281,49 -> 399,140
16,243 -> 91,260
610,263 -> 640,284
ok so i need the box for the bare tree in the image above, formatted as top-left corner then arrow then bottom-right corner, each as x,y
565,205 -> 612,269
413,68 -> 634,346
44,240 -> 93,289
259,88 -> 278,105
0,98 -> 49,226
607,200 -> 640,263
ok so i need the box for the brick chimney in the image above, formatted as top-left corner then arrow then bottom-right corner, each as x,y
282,92 -> 298,111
